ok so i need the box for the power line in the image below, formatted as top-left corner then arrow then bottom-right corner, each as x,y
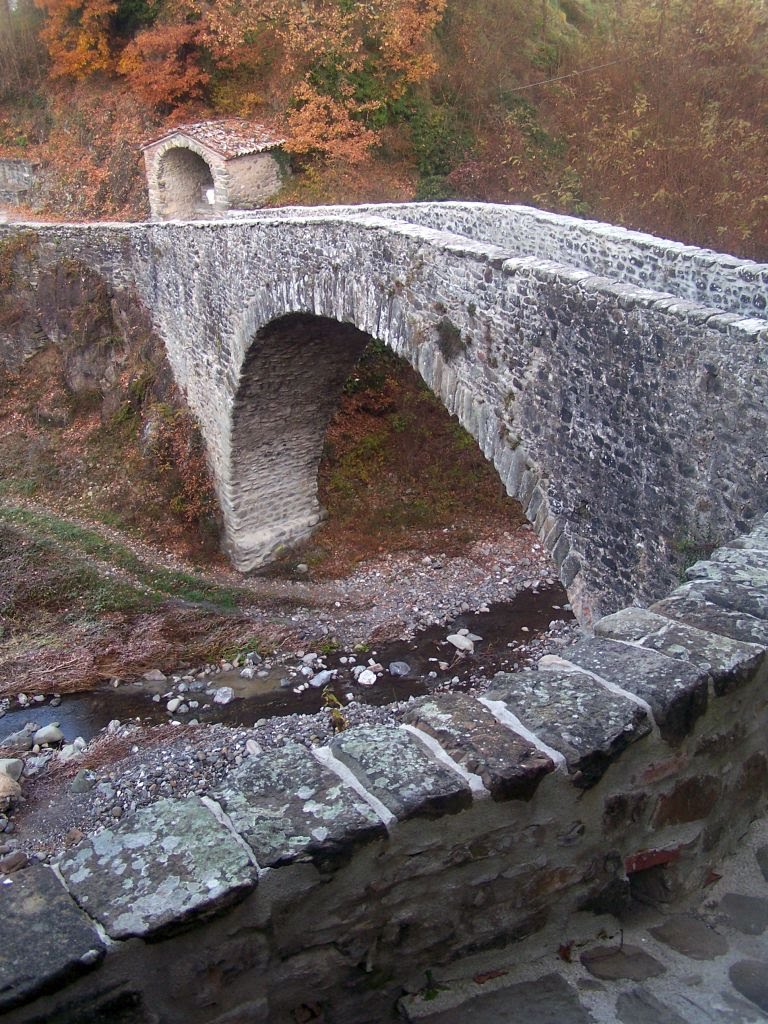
506,58 -> 627,93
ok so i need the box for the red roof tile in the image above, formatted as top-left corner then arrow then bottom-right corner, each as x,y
142,119 -> 284,159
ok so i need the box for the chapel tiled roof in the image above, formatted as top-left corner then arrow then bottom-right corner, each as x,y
141,119 -> 285,159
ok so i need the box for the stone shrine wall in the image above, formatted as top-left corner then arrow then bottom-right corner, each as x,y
0,159 -> 38,207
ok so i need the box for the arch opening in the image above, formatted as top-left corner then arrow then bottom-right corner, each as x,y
156,146 -> 216,220
227,313 -> 531,577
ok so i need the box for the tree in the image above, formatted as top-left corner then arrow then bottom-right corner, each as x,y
36,0 -> 116,78
552,0 -> 768,257
118,21 -> 208,107
202,0 -> 447,160
0,0 -> 44,96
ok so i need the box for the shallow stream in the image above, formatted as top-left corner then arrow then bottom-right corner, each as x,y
0,584 -> 574,744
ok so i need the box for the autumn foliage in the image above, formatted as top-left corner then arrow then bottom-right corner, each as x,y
118,22 -> 208,108
2,0 -> 766,258
36,0 -> 115,78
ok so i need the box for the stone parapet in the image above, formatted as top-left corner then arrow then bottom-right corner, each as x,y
241,202 -> 768,320
2,517 -> 768,1023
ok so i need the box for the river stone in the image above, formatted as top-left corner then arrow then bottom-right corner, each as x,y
0,851 -> 27,873
310,669 -> 334,688
213,742 -> 385,869
717,893 -> 768,935
69,769 -> 98,795
650,590 -> 768,647
0,774 -> 20,807
580,944 -> 665,981
0,759 -> 22,782
554,637 -> 708,742
650,914 -> 728,959
594,607 -> 766,695
0,863 -> 104,1011
57,797 -> 256,940
616,987 -> 688,1024
487,668 -> 651,788
0,727 -> 35,753
32,724 -> 64,746
446,633 -> 474,653
401,692 -> 554,801
142,669 -> 167,682
330,724 -> 472,820
729,960 -> 768,1013
389,661 -> 411,677
213,686 -> 235,705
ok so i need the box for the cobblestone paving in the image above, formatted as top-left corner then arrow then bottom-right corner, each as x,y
401,817 -> 768,1023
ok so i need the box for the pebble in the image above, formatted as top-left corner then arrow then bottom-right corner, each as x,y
388,661 -> 411,677
446,633 -> 474,653
213,687 -> 235,705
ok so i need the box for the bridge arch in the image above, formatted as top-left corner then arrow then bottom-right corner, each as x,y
223,269 -> 583,614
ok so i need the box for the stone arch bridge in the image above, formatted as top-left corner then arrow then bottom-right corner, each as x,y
3,202 -> 767,623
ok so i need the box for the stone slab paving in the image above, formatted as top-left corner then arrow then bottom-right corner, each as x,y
682,570 -> 768,621
486,668 -> 651,788
594,607 -> 766,695
329,724 -> 472,820
400,692 -> 554,801
400,816 -> 768,1023
57,797 -> 256,940
213,741 -> 385,868
0,863 -> 104,1011
549,636 -> 709,742
650,590 -> 768,646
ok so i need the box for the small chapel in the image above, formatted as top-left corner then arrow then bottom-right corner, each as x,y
141,119 -> 285,220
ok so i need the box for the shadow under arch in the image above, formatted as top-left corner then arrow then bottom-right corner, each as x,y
227,314 -> 372,567
156,146 -> 216,220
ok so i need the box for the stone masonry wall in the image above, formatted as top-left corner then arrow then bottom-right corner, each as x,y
252,202 -> 768,319
2,519 -> 768,1024
0,209 -> 766,623
143,138 -> 227,220
223,152 -> 283,209
0,159 -> 38,207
